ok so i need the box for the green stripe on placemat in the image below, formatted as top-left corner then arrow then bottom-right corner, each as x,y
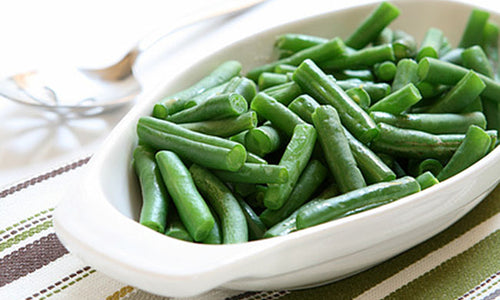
282,184 -> 500,300
384,230 -> 500,299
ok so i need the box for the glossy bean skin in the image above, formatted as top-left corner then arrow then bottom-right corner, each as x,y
133,145 -> 170,233
459,9 -> 490,48
164,207 -> 194,242
296,176 -> 420,229
236,196 -> 267,241
155,151 -> 215,242
417,28 -> 444,61
262,81 -> 303,106
368,83 -> 422,115
462,45 -> 495,78
437,125 -> 492,181
392,59 -> 419,92
179,111 -> 257,138
213,163 -> 288,184
190,164 -> 248,244
416,171 -> 439,190
153,61 -> 241,118
245,124 -> 283,157
321,44 -> 395,71
264,124 -> 317,210
293,59 -> 379,144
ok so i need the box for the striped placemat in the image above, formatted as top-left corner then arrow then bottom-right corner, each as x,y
0,157 -> 498,300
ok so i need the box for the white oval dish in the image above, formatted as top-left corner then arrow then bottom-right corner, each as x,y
54,0 -> 500,297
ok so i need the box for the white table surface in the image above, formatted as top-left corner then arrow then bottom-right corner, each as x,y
0,0 -> 499,186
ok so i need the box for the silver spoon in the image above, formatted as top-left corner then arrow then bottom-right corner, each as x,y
0,0 -> 267,116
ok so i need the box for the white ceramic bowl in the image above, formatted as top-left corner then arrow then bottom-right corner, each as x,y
54,0 -> 500,297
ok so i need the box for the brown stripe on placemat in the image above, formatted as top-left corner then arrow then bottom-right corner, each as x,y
0,156 -> 91,199
0,233 -> 68,287
25,266 -> 95,300
0,214 -> 52,242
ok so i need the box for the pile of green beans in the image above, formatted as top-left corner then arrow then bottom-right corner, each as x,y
132,2 -> 499,244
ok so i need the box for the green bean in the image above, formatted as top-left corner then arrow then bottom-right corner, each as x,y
437,125 -> 492,181
378,153 -> 407,178
321,44 -> 395,71
137,118 -> 246,171
263,184 -> 340,238
392,59 -> 419,92
293,59 -> 379,143
166,93 -> 247,123
247,37 -> 346,81
370,111 -> 487,134
440,48 -> 464,65
190,164 -> 248,244
370,123 -> 463,160
179,111 -> 257,138
392,29 -> 417,60
483,98 -> 500,131
246,185 -> 267,209
346,87 -> 371,110
336,79 -> 391,102
439,37 -> 453,57
369,83 -> 421,114
223,76 -> 257,103
288,94 -> 321,123
462,97 -> 484,113
412,158 -> 443,176
427,70 -> 485,113
258,72 -> 289,90
229,130 -> 248,145
374,61 -> 397,82
133,145 -> 169,233
275,33 -> 328,53
417,28 -> 444,61
343,129 -> 396,184
155,151 -> 215,242
274,64 -> 297,74
313,105 -> 366,193
296,176 -> 420,229
153,61 -> 241,118
416,171 -> 439,190
264,124 -> 317,210
459,9 -> 490,48
262,81 -> 303,105
245,124 -> 283,157
236,196 -> 267,240
481,22 -> 499,72
345,1 -> 400,49
415,81 -> 449,100
333,69 -> 374,81
213,163 -> 288,184
250,92 -> 306,137
461,45 -> 495,78
418,57 -> 500,100
260,160 -> 327,227
164,207 -> 193,242
374,27 -> 393,45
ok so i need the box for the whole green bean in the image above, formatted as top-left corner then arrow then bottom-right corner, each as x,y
368,83 -> 422,114
250,92 -> 306,137
312,105 -> 366,193
155,151 -> 215,242
437,125 -> 492,181
259,159 -> 327,227
293,59 -> 379,143
459,9 -> 490,48
264,124 -> 317,210
213,163 -> 288,184
370,123 -> 463,160
427,70 -> 485,113
370,111 -> 487,134
137,120 -> 246,172
416,171 -> 439,190
345,1 -> 400,49
179,111 -> 257,138
153,60 -> 241,118
296,176 -> 420,229
190,164 -> 248,244
247,37 -> 346,81
166,93 -> 247,123
133,145 -> 169,233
